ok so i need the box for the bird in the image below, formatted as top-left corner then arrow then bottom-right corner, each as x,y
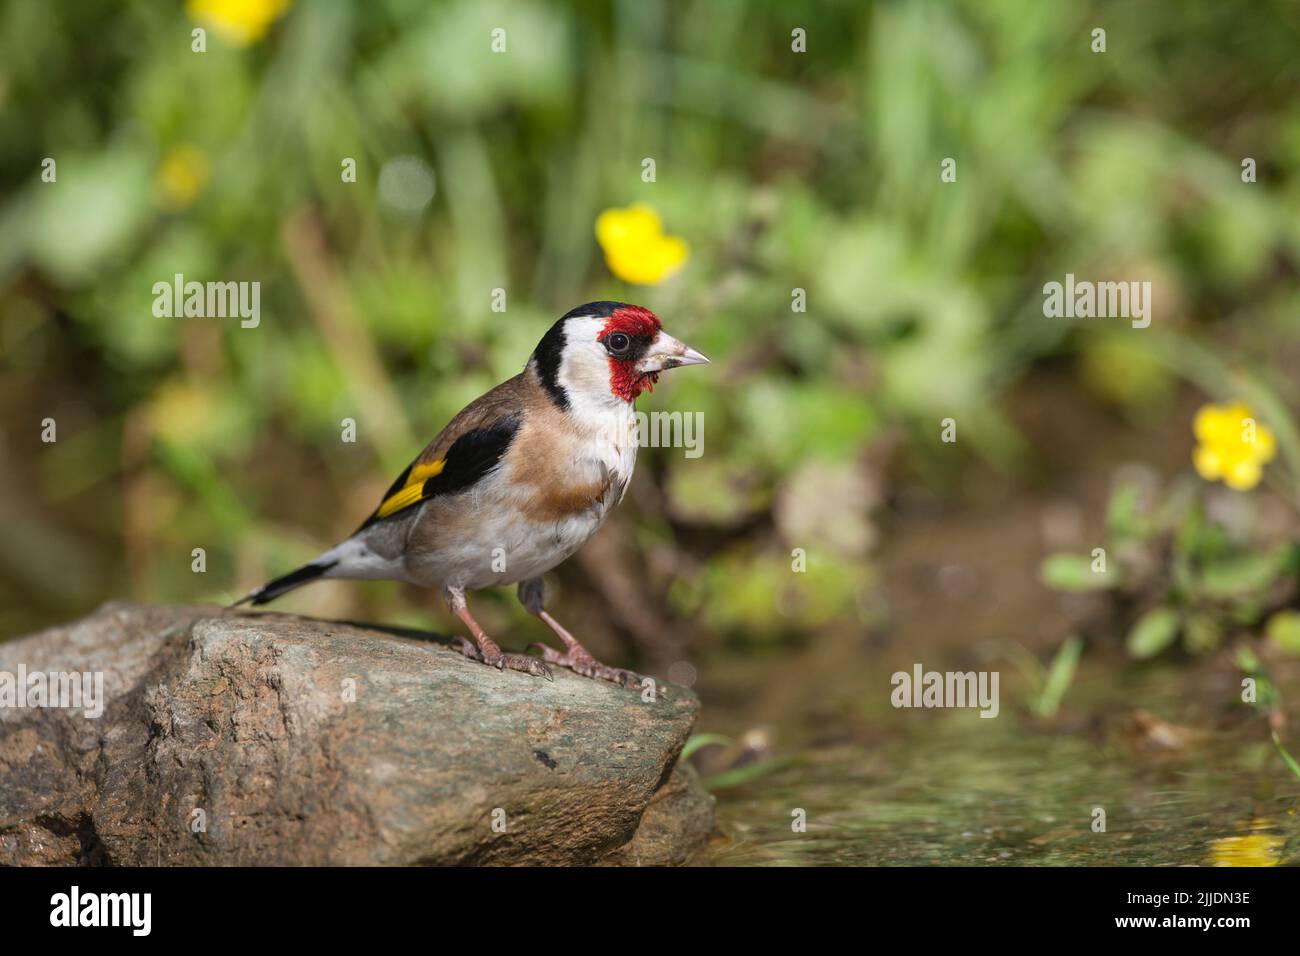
234,301 -> 709,686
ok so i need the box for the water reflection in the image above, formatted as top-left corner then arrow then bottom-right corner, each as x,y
693,665 -> 1300,866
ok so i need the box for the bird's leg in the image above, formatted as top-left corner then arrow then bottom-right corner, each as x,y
445,586 -> 551,680
517,578 -> 645,688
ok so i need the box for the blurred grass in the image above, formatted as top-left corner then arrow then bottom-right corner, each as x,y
2,0 -> 1300,670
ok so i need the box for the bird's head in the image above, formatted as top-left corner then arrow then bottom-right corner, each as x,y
531,301 -> 709,410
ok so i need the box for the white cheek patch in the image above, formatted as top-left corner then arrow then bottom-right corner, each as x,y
557,315 -> 626,424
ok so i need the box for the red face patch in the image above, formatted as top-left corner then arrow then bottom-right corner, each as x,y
599,306 -> 662,401
599,305 -> 661,341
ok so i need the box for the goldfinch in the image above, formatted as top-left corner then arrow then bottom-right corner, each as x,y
236,301 -> 709,685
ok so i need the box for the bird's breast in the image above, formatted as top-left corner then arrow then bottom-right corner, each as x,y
516,451 -> 632,522
507,409 -> 637,523
400,405 -> 640,590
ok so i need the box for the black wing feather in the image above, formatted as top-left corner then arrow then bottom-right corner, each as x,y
356,412 -> 522,531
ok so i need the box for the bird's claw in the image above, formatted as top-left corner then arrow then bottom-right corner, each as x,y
526,642 -> 650,690
451,636 -> 481,660
491,653 -> 553,681
453,637 -> 552,680
526,641 -> 565,664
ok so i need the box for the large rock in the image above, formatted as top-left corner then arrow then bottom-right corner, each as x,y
0,603 -> 712,865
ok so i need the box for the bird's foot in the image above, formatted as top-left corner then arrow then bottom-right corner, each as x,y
452,636 -> 552,681
526,641 -> 647,689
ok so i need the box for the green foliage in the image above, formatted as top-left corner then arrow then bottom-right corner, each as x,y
1271,731 -> 1300,783
5,0 -> 1300,652
701,757 -> 794,793
1264,611 -> 1300,657
1043,475 -> 1300,660
1233,647 -> 1300,781
1039,553 -> 1114,593
680,733 -> 733,762
1125,607 -> 1181,660
1035,636 -> 1083,718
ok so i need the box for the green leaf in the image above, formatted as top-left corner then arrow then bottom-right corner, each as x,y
28,147 -> 152,283
681,733 -> 733,761
1040,553 -> 1115,593
1035,636 -> 1083,718
1234,646 -> 1261,673
1126,606 -> 1181,659
1199,550 -> 1282,600
1278,542 -> 1300,574
1176,504 -> 1229,563
701,757 -> 794,792
1271,731 -> 1300,782
1105,482 -> 1145,540
1265,611 -> 1300,656
1183,614 -> 1223,654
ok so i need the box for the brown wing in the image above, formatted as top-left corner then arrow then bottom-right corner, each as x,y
358,374 -> 531,529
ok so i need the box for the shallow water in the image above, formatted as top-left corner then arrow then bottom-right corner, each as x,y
691,658 -> 1300,866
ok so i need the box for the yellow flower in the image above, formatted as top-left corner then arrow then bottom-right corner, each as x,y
1192,401 -> 1276,491
595,203 -> 689,285
155,146 -> 210,211
1208,820 -> 1283,867
188,0 -> 291,47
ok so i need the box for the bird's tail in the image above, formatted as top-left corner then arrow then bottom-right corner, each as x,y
230,559 -> 338,608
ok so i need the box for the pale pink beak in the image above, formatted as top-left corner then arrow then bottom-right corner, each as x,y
640,331 -> 710,373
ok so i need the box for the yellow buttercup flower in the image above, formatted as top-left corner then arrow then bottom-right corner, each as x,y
1192,401 -> 1276,491
1208,832 -> 1283,867
156,146 -> 210,211
595,203 -> 689,285
188,0 -> 291,47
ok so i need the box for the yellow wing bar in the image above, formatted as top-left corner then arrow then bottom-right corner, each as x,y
375,458 -> 445,519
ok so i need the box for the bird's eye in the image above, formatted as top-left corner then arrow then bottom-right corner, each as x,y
605,332 -> 631,354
